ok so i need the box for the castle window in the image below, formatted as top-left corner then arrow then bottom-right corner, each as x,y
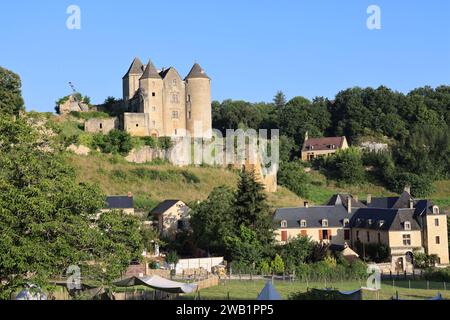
172,111 -> 179,119
188,111 -> 192,119
433,206 -> 440,214
152,106 -> 156,111
367,232 -> 370,242
171,93 -> 179,104
152,92 -> 156,97
436,236 -> 441,244
187,94 -> 191,102
281,220 -> 287,228
404,221 -> 411,231
322,219 -> 328,228
300,220 -> 307,228
136,124 -> 139,127
99,123 -> 103,129
435,218 -> 440,227
356,230 -> 360,241
403,234 -> 411,246
175,129 -> 178,136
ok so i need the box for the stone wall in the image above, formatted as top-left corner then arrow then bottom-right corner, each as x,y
85,117 -> 119,134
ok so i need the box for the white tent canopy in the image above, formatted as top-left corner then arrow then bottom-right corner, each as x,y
113,275 -> 197,294
257,281 -> 282,300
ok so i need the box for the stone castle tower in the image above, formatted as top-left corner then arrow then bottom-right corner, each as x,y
122,57 -> 212,139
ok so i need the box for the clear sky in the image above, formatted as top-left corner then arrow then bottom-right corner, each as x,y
1,0 -> 449,112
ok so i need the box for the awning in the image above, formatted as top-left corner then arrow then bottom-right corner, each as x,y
113,275 -> 197,294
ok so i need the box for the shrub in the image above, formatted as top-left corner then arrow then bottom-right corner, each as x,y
158,137 -> 173,150
91,130 -> 133,156
324,147 -> 365,185
388,171 -> 434,197
271,254 -> 285,275
259,260 -> 271,275
180,171 -> 200,184
277,161 -> 311,198
424,267 -> 450,282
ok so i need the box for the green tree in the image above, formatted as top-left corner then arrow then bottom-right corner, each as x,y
325,147 -> 365,185
278,236 -> 314,272
277,162 -> 311,198
270,254 -> 285,274
0,114 -> 143,298
234,170 -> 273,245
225,225 -> 263,266
0,66 -> 25,115
189,186 -> 235,256
273,91 -> 286,108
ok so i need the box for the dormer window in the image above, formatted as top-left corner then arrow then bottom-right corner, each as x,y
379,220 -> 385,228
300,220 -> 307,228
343,219 -> 349,227
367,219 -> 373,226
281,220 -> 287,228
433,206 -> 440,214
404,221 -> 411,231
322,219 -> 329,228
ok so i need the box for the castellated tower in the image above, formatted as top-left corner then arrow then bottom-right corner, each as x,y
185,63 -> 212,139
123,57 -> 144,101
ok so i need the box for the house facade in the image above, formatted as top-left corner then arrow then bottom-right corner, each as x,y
301,133 -> 349,161
150,200 -> 190,239
273,190 -> 449,271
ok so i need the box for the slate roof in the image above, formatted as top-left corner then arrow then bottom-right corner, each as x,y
350,208 -> 420,231
185,63 -> 210,80
273,205 -> 351,229
302,137 -> 346,152
105,196 -> 134,209
123,57 -> 144,78
326,194 -> 367,210
365,191 -> 414,209
150,200 -> 181,215
140,60 -> 161,80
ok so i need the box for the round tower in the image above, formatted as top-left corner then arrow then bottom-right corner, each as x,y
185,63 -> 212,139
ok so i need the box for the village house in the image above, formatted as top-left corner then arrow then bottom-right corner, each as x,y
273,189 -> 449,271
102,193 -> 135,215
150,200 -> 190,239
301,132 -> 349,161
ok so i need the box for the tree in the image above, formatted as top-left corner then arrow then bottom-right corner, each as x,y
278,236 -> 314,272
0,113 -> 143,298
324,147 -> 365,185
224,225 -> 263,266
271,254 -> 285,274
166,251 -> 179,267
277,162 -> 311,198
234,170 -> 273,245
189,186 -> 235,256
273,91 -> 286,108
0,66 -> 25,116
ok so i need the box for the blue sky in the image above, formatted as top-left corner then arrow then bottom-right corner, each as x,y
0,0 -> 449,112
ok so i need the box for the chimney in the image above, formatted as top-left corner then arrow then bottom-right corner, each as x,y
367,194 -> 372,205
304,131 -> 309,142
128,192 -> 133,198
409,199 -> 414,209
347,196 -> 352,214
404,185 -> 411,194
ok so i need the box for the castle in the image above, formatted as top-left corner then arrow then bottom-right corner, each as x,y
122,58 -> 212,138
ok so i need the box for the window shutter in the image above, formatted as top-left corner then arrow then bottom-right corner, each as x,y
319,230 -> 323,240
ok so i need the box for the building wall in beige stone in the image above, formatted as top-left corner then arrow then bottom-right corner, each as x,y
161,69 -> 186,138
123,113 -> 150,137
85,117 -> 119,134
388,231 -> 422,249
351,228 -> 390,246
140,78 -> 164,137
156,201 -> 190,239
274,227 -> 349,245
424,213 -> 449,264
186,78 -> 212,138
123,74 -> 141,101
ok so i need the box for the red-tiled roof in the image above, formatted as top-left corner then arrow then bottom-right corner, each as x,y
302,136 -> 346,152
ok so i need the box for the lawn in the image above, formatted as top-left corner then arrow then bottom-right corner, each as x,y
183,279 -> 450,300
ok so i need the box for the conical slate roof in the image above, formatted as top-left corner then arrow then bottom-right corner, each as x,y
123,57 -> 144,78
141,60 -> 161,79
185,63 -> 210,80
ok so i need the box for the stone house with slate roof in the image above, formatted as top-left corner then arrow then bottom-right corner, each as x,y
150,200 -> 190,239
301,132 -> 349,161
274,188 -> 449,271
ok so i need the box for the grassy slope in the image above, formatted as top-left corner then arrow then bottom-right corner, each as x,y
67,153 -> 304,210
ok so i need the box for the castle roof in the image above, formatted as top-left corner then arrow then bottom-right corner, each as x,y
185,63 -> 210,80
140,60 -> 161,80
123,57 -> 144,78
